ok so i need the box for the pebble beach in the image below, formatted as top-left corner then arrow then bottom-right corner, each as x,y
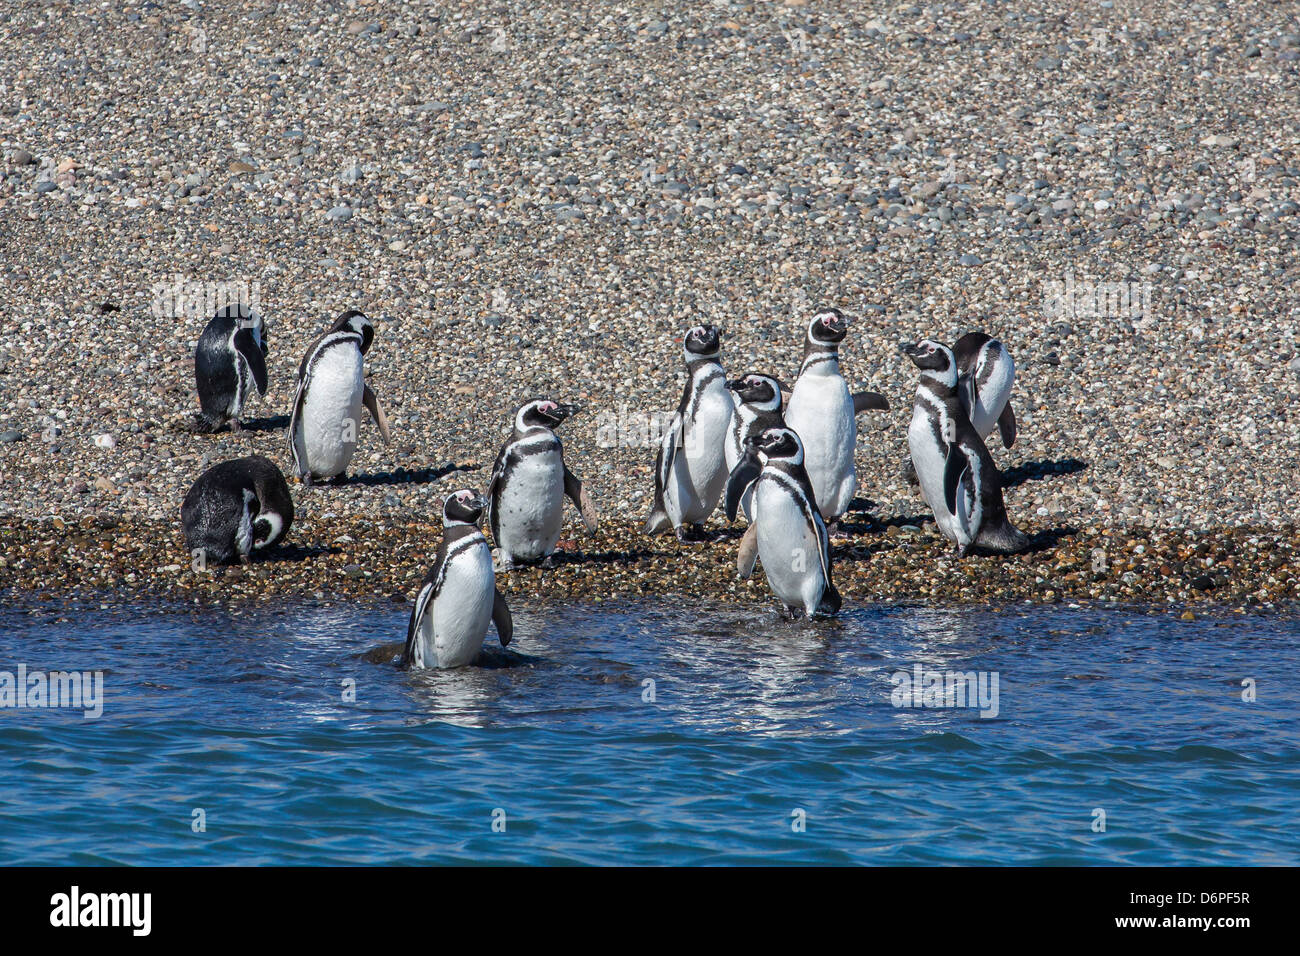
1,0 -> 1298,610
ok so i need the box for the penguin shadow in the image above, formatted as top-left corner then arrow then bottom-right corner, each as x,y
264,542 -> 345,563
353,641 -> 542,670
522,546 -> 658,567
238,414 -> 291,433
346,462 -> 479,487
1019,525 -> 1080,555
1001,458 -> 1088,488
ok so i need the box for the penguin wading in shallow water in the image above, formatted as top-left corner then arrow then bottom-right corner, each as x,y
782,308 -> 888,530
902,340 -> 1028,556
645,324 -> 735,541
724,372 -> 786,523
181,454 -> 294,565
194,304 -> 268,432
724,427 -> 841,618
288,309 -> 391,485
487,399 -> 598,570
903,330 -> 1017,484
401,489 -> 513,670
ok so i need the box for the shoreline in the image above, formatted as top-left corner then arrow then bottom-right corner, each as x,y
2,515 -> 1296,614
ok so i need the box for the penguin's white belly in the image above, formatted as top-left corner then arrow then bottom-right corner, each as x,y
785,378 -> 856,519
968,360 -> 1014,440
496,449 -> 565,561
297,349 -> 364,478
754,478 -> 826,613
668,390 -> 733,524
425,546 -> 496,668
724,411 -> 757,521
908,410 -> 972,547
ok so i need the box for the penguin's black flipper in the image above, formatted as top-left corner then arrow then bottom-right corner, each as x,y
492,587 -> 513,648
852,391 -> 889,413
563,466 -> 598,533
943,444 -> 969,517
233,328 -> 268,395
818,581 -> 842,617
400,577 -> 437,670
724,450 -> 763,523
997,402 -> 1017,449
363,384 -> 392,443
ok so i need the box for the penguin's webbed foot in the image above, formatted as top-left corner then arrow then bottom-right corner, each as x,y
901,457 -> 919,487
541,554 -> 557,570
230,418 -> 242,433
329,472 -> 349,486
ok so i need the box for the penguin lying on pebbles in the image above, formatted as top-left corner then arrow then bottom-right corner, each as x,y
783,308 -> 888,530
903,330 -> 1015,485
401,489 -> 513,670
194,305 -> 268,432
181,454 -> 294,565
724,426 -> 841,618
725,372 -> 786,523
288,309 -> 391,485
487,399 -> 598,570
645,324 -> 735,541
902,340 -> 1028,556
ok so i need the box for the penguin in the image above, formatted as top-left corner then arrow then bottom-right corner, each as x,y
487,399 -> 598,569
724,372 -> 786,523
783,308 -> 888,529
194,304 -> 268,432
287,309 -> 391,485
723,426 -> 841,618
401,489 -> 513,670
644,324 -> 736,541
903,330 -> 1016,485
902,340 -> 1029,556
181,454 -> 294,565
953,331 -> 1017,448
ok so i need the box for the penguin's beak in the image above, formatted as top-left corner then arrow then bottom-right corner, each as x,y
726,377 -> 748,392
466,494 -> 487,511
899,342 -> 920,356
545,403 -> 580,425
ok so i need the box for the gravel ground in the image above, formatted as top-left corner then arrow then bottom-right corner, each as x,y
1,1 -> 1297,605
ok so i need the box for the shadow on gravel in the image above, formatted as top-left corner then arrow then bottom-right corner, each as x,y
548,548 -> 658,566
1002,458 -> 1088,488
239,414 -> 291,432
1022,526 -> 1079,554
349,462 -> 479,487
264,543 -> 344,563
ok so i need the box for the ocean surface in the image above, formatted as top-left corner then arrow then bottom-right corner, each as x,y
0,596 -> 1297,865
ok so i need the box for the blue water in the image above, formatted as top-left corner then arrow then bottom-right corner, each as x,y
0,597 -> 1297,865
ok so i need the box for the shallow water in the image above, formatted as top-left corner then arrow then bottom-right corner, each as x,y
0,597 -> 1297,865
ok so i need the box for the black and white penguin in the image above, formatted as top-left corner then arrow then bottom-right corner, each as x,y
723,427 -> 841,617
487,399 -> 598,569
287,309 -> 391,485
181,454 -> 294,565
401,489 -> 513,670
783,308 -> 888,528
953,331 -> 1017,448
194,304 -> 268,432
903,330 -> 1016,485
644,324 -> 736,541
902,340 -> 1028,556
724,372 -> 786,523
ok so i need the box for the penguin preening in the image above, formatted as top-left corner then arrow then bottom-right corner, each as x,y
287,309 -> 391,485
487,399 -> 598,569
401,489 -> 513,670
725,372 -> 786,523
903,330 -> 1016,485
782,308 -> 888,529
645,324 -> 736,541
723,426 -> 841,618
194,305 -> 268,432
902,340 -> 1028,556
181,454 -> 294,565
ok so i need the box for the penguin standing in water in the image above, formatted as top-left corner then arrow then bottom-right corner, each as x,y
401,489 -> 513,670
287,309 -> 391,485
194,304 -> 268,432
783,308 -> 888,530
903,330 -> 1016,484
487,399 -> 598,569
645,324 -> 735,541
724,427 -> 841,618
724,372 -> 786,523
902,340 -> 1028,556
181,454 -> 294,565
